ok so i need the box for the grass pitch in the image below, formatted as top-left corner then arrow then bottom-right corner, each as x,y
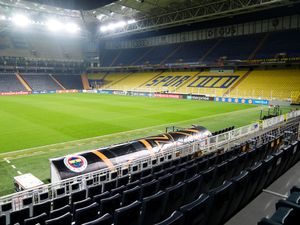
0,93 -> 292,196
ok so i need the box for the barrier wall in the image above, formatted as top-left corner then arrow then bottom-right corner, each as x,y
0,89 -> 271,105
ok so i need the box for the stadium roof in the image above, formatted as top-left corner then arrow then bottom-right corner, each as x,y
0,0 -> 298,38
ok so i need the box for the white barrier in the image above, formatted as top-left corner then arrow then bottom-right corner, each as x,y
0,110 -> 299,211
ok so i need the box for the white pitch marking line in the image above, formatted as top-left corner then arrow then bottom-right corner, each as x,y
4,158 -> 11,164
11,165 -> 16,169
17,171 -> 22,175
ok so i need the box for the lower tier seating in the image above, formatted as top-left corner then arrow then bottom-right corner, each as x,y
0,130 -> 299,225
21,74 -> 62,91
0,74 -> 26,92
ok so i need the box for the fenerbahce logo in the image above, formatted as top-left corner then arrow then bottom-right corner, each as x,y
64,155 -> 88,173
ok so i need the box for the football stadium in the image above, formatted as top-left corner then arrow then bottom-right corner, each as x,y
0,0 -> 300,224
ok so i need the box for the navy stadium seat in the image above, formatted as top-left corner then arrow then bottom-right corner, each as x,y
88,184 -> 103,197
185,163 -> 198,179
24,212 -> 47,225
183,174 -> 203,204
241,162 -> 264,206
110,185 -> 126,196
100,193 -> 121,216
71,189 -> 87,204
114,201 -> 141,225
141,179 -> 159,198
180,194 -> 211,225
74,202 -> 99,225
10,207 -> 30,225
158,173 -> 173,190
72,197 -> 93,214
208,181 -> 234,225
140,191 -> 167,225
82,213 -> 113,225
141,174 -> 154,184
45,212 -> 72,225
49,205 -> 71,219
200,167 -> 215,193
103,180 -> 117,192
52,195 -> 69,210
163,182 -> 186,219
227,171 -> 250,219
154,211 -> 184,225
117,175 -> 129,187
126,180 -> 140,190
172,169 -> 187,185
93,191 -> 110,204
122,185 -> 141,206
33,200 -> 51,216
0,215 -> 5,225
212,161 -> 228,188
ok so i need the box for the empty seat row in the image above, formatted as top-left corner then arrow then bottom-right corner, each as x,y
258,185 -> 300,225
1,137 -> 298,225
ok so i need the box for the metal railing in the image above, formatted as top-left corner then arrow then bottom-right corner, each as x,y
0,110 -> 299,212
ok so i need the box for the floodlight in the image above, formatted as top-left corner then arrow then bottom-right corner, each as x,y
0,15 -> 6,20
65,23 -> 80,33
46,19 -> 63,31
12,15 -> 30,27
100,26 -> 108,32
127,19 -> 136,24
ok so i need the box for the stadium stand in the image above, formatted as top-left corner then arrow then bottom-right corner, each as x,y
53,75 -> 83,90
21,74 -> 63,91
256,29 -> 300,59
228,69 -> 300,101
258,185 -> 300,225
0,118 -> 299,225
0,73 -> 26,92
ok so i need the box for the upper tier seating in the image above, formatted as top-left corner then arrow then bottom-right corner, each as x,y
53,75 -> 83,90
22,74 -> 62,91
229,69 -> 300,100
100,30 -> 300,66
256,29 -> 300,59
0,128 -> 298,225
0,74 -> 26,92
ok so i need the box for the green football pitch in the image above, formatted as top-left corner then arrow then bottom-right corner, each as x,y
0,93 -> 293,196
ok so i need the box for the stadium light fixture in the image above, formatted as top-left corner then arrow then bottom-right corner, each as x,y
12,14 -> 30,27
100,20 -> 127,33
46,19 -> 63,32
65,23 -> 80,33
127,19 -> 136,24
0,15 -> 6,20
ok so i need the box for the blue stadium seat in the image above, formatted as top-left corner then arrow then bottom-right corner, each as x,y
158,173 -> 173,190
88,184 -> 103,197
140,191 -> 167,225
74,202 -> 99,225
45,212 -> 72,225
33,200 -> 51,216
82,213 -> 113,225
71,189 -> 87,204
24,212 -> 47,225
93,191 -> 110,205
208,181 -> 234,225
0,215 -> 5,225
200,167 -> 216,193
110,185 -> 126,196
100,193 -> 121,216
10,207 -> 30,225
114,201 -> 141,225
122,185 -> 141,206
49,205 -> 71,219
227,171 -> 250,219
180,194 -> 212,225
72,197 -> 93,214
183,174 -> 203,204
154,211 -> 184,225
141,179 -> 159,198
163,182 -> 186,219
